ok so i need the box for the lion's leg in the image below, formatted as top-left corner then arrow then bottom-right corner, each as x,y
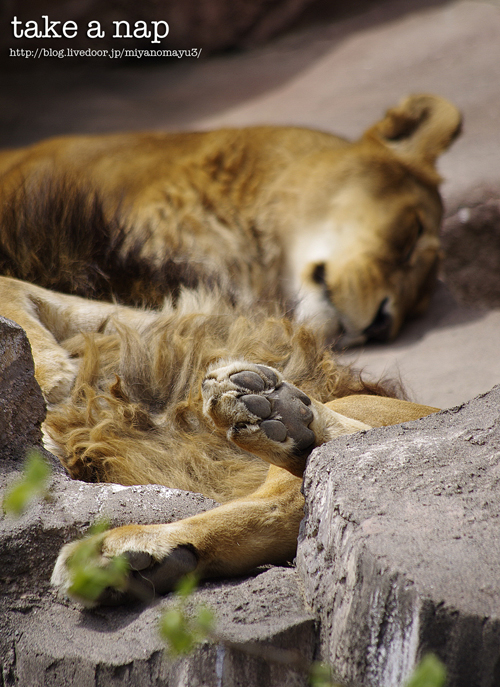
52,465 -> 303,605
0,276 -> 157,403
51,362 -> 438,605
202,361 -> 440,477
324,394 -> 439,427
201,361 -> 371,477
0,276 -> 79,403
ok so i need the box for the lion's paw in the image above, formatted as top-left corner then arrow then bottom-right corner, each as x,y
51,525 -> 198,606
202,362 -> 316,474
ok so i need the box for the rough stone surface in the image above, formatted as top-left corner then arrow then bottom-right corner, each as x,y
297,385 -> 500,687
0,479 -> 315,686
0,317 -> 46,462
441,197 -> 500,309
1,478 -> 315,686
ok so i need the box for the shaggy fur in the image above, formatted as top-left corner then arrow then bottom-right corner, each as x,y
0,176 -> 221,307
46,290 -> 397,502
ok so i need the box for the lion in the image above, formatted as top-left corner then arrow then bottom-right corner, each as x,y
0,94 -> 459,603
0,94 -> 461,350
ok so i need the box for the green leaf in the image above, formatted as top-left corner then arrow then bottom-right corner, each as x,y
159,575 -> 214,658
309,662 -> 340,687
2,449 -> 52,516
405,654 -> 447,687
65,522 -> 129,602
87,519 -> 112,536
195,605 -> 215,634
175,572 -> 199,599
159,608 -> 196,656
68,551 -> 129,601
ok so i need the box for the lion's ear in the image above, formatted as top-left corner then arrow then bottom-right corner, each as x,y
364,94 -> 462,168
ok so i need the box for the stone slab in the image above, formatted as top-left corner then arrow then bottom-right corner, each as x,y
441,199 -> 500,309
297,384 -> 500,687
9,568 -> 315,687
0,317 -> 46,462
1,470 -> 316,686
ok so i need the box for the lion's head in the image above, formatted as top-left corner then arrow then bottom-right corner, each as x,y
277,94 -> 461,346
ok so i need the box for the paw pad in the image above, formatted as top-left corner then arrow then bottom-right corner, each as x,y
230,370 -> 265,392
204,363 -> 317,458
233,370 -> 315,453
240,394 -> 272,418
260,419 -> 288,442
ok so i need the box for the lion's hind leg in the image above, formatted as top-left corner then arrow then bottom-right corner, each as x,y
325,394 -> 439,427
51,362 -> 439,606
202,361 -> 370,477
52,466 -> 303,606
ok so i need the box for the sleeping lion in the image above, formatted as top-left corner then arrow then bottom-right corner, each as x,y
0,94 -> 460,603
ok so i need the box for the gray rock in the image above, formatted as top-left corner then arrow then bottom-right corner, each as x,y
297,385 -> 500,687
0,477 -> 315,686
0,316 -> 46,463
441,197 -> 500,309
11,568 -> 315,687
1,463 -> 316,686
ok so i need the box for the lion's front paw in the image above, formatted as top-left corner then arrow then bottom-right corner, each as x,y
202,362 -> 316,475
51,525 -> 198,606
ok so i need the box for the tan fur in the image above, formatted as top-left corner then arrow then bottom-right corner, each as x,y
326,394 -> 439,427
0,94 -> 457,603
0,94 -> 461,345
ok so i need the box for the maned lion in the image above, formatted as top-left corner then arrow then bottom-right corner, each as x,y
1,275 -> 438,604
0,94 -> 459,603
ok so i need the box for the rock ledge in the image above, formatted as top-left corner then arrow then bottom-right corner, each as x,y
297,385 -> 500,687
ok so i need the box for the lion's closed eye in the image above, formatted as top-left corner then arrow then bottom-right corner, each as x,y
393,215 -> 426,266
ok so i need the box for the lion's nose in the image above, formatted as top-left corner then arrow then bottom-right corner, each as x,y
363,298 -> 393,342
